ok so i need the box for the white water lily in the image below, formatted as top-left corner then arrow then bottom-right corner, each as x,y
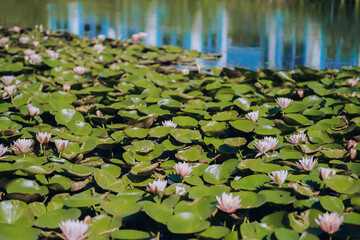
173,162 -> 193,178
93,44 -> 105,53
162,120 -> 177,128
12,138 -> 33,154
276,97 -> 293,109
147,179 -> 167,194
36,132 -> 51,144
174,186 -> 186,195
268,170 -> 290,186
46,49 -> 59,59
315,212 -> 343,234
216,192 -> 242,213
181,69 -> 190,75
296,156 -> 317,171
0,37 -> 9,45
254,136 -> 278,157
286,132 -> 307,145
318,167 -> 336,179
245,110 -> 259,122
58,216 -> 91,240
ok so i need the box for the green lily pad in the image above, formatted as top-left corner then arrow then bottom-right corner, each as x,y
176,145 -> 203,162
0,200 -> 34,227
167,212 -> 210,234
111,230 -> 150,240
34,208 -> 81,228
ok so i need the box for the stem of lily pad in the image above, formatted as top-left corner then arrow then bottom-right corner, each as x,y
231,224 -> 236,232
329,235 -> 332,240
59,152 -> 62,158
223,219 -> 227,227
155,230 -> 160,240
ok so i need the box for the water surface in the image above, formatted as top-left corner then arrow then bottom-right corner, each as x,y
1,0 -> 359,70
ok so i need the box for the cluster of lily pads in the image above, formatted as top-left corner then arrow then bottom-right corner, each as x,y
0,25 -> 359,240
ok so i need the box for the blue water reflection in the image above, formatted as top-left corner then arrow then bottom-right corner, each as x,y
3,0 -> 360,70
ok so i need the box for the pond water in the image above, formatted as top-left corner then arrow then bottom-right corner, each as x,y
1,0 -> 359,70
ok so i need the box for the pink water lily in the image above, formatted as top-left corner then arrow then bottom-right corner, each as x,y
46,49 -> 59,59
1,75 -> 16,85
73,66 -> 87,75
93,44 -> 105,53
36,132 -> 51,144
173,162 -> 193,178
58,216 -> 91,240
286,132 -> 307,145
162,120 -> 177,128
19,36 -> 29,44
29,54 -> 42,64
296,156 -> 317,171
12,26 -> 21,33
0,144 -> 8,158
347,78 -> 357,87
216,192 -> 242,213
181,69 -> 190,75
268,170 -> 290,186
245,110 -> 259,122
24,49 -> 35,57
147,179 -> 167,194
11,138 -> 33,154
315,212 -> 343,234
28,105 -> 40,116
350,148 -> 357,159
276,97 -> 293,109
318,167 -> 336,179
32,41 -> 39,47
0,37 -> 9,45
55,139 -> 69,152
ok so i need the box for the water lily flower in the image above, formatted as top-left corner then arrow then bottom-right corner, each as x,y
63,84 -> 71,92
318,167 -> 336,180
181,69 -> 190,75
28,105 -> 40,116
162,120 -> 177,128
0,37 -> 9,45
268,170 -> 290,186
296,156 -> 317,171
4,44 -> 9,51
245,110 -> 259,122
286,132 -> 307,145
315,212 -> 343,234
173,162 -> 193,178
29,54 -> 42,64
58,216 -> 91,240
147,179 -> 167,194
216,192 -> 242,213
297,89 -> 304,98
93,44 -> 105,53
12,26 -> 21,33
131,33 -> 141,42
19,36 -> 29,44
347,140 -> 357,149
347,78 -> 357,88
73,66 -> 87,75
97,34 -> 106,40
24,49 -> 36,60
138,32 -> 147,39
55,139 -> 69,152
32,41 -> 39,47
4,85 -> 17,96
174,186 -> 186,195
0,144 -> 8,157
45,49 -> 59,59
254,136 -> 278,157
11,138 -> 33,154
36,132 -> 51,144
276,97 -> 293,109
1,75 -> 16,85
350,148 -> 357,160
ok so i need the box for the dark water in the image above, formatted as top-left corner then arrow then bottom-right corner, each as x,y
1,0 -> 359,70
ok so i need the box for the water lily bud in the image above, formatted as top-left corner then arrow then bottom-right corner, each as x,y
297,89 -> 304,98
350,148 -> 357,160
55,139 -> 69,152
347,140 -> 357,149
36,132 -> 51,144
62,84 -> 71,92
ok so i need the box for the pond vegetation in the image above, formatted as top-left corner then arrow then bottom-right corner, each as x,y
0,25 -> 359,239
